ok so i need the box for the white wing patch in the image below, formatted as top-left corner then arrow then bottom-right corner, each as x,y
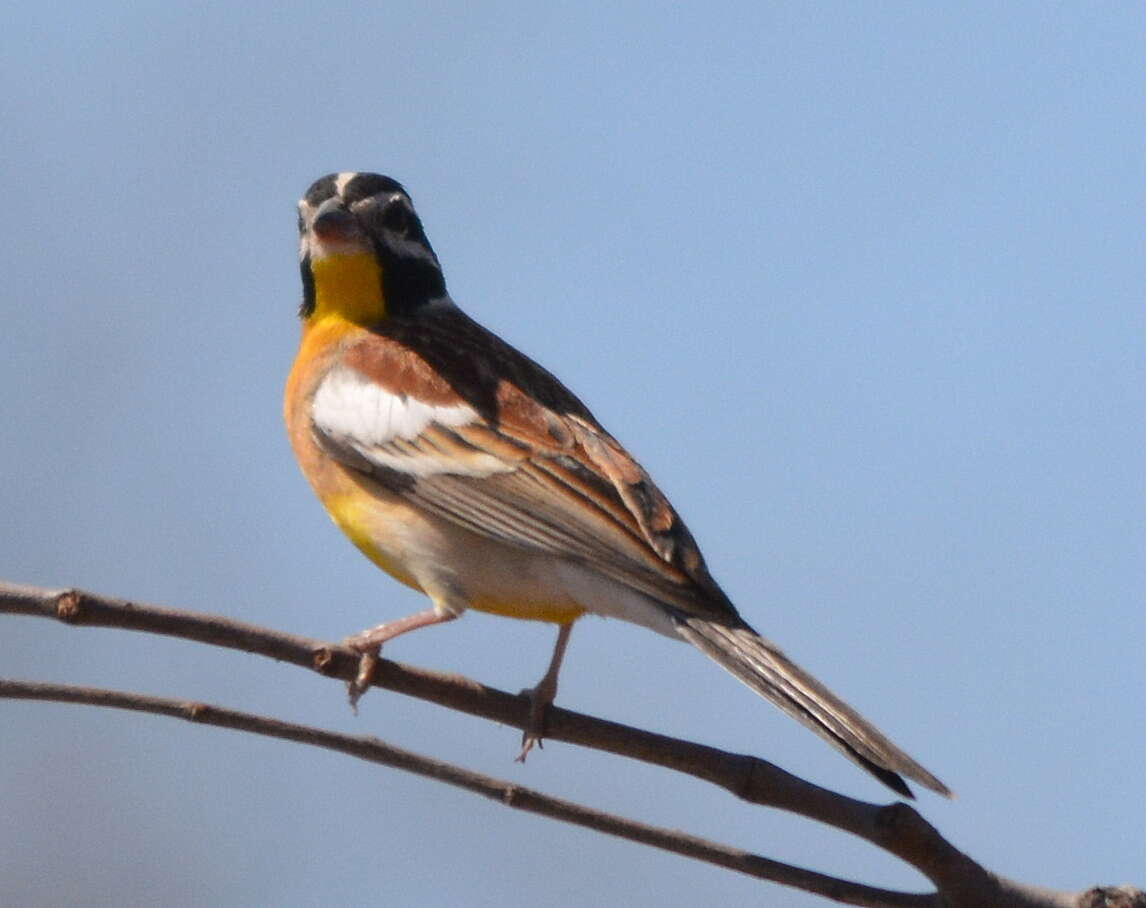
314,367 -> 474,444
312,367 -> 510,477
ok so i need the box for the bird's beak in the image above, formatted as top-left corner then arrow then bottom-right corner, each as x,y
311,197 -> 358,243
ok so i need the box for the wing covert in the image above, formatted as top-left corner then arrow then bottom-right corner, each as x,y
308,311 -> 736,619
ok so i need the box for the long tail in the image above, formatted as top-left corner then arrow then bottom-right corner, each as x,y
674,616 -> 951,798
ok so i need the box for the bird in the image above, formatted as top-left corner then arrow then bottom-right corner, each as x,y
284,171 -> 951,799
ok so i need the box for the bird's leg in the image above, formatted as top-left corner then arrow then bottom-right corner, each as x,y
343,608 -> 459,711
516,622 -> 574,762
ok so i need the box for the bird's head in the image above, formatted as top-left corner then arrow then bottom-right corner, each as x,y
297,172 -> 446,323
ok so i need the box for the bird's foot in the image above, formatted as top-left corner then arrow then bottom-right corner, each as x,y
343,639 -> 380,715
515,679 -> 557,763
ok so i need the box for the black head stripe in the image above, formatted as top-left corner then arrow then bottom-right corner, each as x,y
302,174 -> 339,207
341,173 -> 408,206
299,253 -> 316,317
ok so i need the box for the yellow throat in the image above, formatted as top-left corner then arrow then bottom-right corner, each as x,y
308,252 -> 386,325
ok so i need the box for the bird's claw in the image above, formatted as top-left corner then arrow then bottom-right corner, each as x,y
515,685 -> 554,762
346,647 -> 380,714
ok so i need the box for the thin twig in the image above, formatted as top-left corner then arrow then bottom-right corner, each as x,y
0,679 -> 931,908
3,579 -> 1137,907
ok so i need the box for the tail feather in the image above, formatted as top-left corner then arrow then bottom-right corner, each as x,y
674,616 -> 951,799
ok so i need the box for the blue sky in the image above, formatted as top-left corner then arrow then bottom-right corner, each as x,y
3,3 -> 1144,906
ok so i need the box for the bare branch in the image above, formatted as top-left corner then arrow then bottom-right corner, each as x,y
0,679 -> 930,908
2,579 -> 1140,907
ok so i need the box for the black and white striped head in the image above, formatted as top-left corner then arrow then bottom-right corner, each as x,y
297,172 -> 446,319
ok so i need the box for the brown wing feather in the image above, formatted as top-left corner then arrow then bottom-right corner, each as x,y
307,305 -> 951,798
320,306 -> 737,620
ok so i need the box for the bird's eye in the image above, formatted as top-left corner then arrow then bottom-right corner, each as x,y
381,200 -> 410,233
